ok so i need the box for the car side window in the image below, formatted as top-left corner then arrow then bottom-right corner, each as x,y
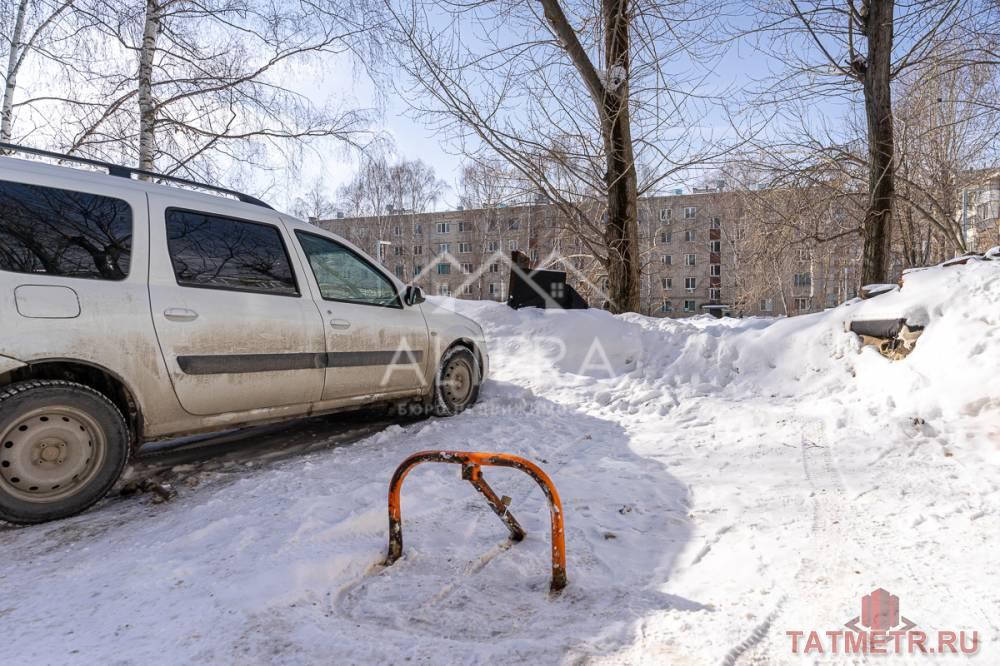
165,209 -> 299,296
295,231 -> 400,307
0,179 -> 132,280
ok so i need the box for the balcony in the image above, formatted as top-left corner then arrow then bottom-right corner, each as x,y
710,252 -> 720,264
709,228 -> 721,241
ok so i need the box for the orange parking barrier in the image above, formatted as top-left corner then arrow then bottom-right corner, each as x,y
384,450 -> 567,592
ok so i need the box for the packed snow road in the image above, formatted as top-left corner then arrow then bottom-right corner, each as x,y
1,259 -> 998,665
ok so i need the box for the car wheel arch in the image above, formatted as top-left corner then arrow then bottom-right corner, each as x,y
7,358 -> 143,449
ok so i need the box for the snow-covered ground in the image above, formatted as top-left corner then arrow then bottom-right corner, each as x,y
1,258 -> 998,664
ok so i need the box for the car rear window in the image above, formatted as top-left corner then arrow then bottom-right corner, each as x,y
165,209 -> 299,296
0,179 -> 133,280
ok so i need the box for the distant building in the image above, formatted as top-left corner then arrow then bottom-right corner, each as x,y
960,171 -> 1000,252
317,189 -> 865,319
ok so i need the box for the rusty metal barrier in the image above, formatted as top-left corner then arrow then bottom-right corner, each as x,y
384,450 -> 567,592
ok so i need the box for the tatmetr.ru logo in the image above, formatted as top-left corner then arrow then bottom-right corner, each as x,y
786,588 -> 980,656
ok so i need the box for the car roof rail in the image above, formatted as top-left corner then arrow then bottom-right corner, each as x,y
0,142 -> 272,209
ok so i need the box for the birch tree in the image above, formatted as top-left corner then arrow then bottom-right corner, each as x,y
0,0 -> 84,142
335,154 -> 445,259
61,0 -> 372,180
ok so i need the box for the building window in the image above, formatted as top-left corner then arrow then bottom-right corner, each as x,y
413,245 -> 423,255
413,264 -> 423,276
760,298 -> 773,312
685,277 -> 696,292
709,240 -> 721,253
488,282 -> 503,298
710,217 -> 721,230
662,277 -> 672,290
459,242 -> 472,253
709,287 -> 721,301
660,300 -> 672,313
710,264 -> 721,277
530,248 -> 539,261
659,231 -> 672,244
795,297 -> 810,311
550,282 -> 565,299
684,207 -> 696,219
487,240 -> 499,252
508,240 -> 518,251
393,245 -> 404,256
438,243 -> 450,254
733,227 -> 746,241
464,284 -> 474,295
458,221 -> 469,232
661,254 -> 672,265
684,299 -> 696,312
413,223 -> 423,235
393,224 -> 402,236
685,230 -> 696,242
461,262 -> 473,273
659,208 -> 672,221
685,254 -> 697,266
508,218 -> 520,230
437,284 -> 451,296
437,263 -> 450,275
489,262 -> 500,273
793,273 -> 812,287
436,222 -> 450,234
798,248 -> 810,261
395,264 -> 404,278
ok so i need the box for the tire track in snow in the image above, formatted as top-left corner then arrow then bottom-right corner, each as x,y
726,417 -> 872,666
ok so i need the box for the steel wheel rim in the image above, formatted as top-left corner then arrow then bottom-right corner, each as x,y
442,357 -> 474,407
0,406 -> 107,503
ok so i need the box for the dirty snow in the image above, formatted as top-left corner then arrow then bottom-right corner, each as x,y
1,259 -> 998,664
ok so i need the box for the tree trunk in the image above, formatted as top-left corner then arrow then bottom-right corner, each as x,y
601,0 -> 640,314
860,0 -> 895,286
137,0 -> 162,171
1,0 -> 30,143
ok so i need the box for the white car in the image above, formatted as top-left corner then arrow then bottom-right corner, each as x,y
0,145 -> 488,524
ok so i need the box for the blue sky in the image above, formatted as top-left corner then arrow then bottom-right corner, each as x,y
281,5 -> 860,213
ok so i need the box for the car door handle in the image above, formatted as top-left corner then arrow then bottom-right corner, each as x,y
329,319 -> 351,330
164,307 -> 199,322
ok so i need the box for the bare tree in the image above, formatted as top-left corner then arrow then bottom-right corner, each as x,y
742,0 -> 992,284
458,157 -> 535,209
0,0 -> 86,141
291,177 -> 339,222
894,56 -> 1000,263
335,153 -> 445,262
54,0 -> 372,181
365,0 -> 723,312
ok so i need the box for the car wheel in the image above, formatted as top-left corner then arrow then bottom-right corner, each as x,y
433,346 -> 481,417
0,380 -> 130,524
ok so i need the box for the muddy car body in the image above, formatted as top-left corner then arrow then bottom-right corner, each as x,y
0,148 -> 488,524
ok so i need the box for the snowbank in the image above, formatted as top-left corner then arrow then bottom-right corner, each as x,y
1,260 -> 997,664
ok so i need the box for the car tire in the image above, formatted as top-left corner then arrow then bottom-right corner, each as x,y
433,346 -> 482,417
0,380 -> 130,524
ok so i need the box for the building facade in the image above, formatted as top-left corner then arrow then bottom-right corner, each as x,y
318,188 -> 865,319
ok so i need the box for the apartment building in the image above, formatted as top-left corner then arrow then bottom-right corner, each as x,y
961,171 -> 1000,252
318,189 -> 863,319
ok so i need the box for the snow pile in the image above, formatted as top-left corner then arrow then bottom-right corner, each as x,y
1,260 -> 997,664
448,257 -> 1000,427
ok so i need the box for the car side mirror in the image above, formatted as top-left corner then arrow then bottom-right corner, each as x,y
404,285 -> 425,306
